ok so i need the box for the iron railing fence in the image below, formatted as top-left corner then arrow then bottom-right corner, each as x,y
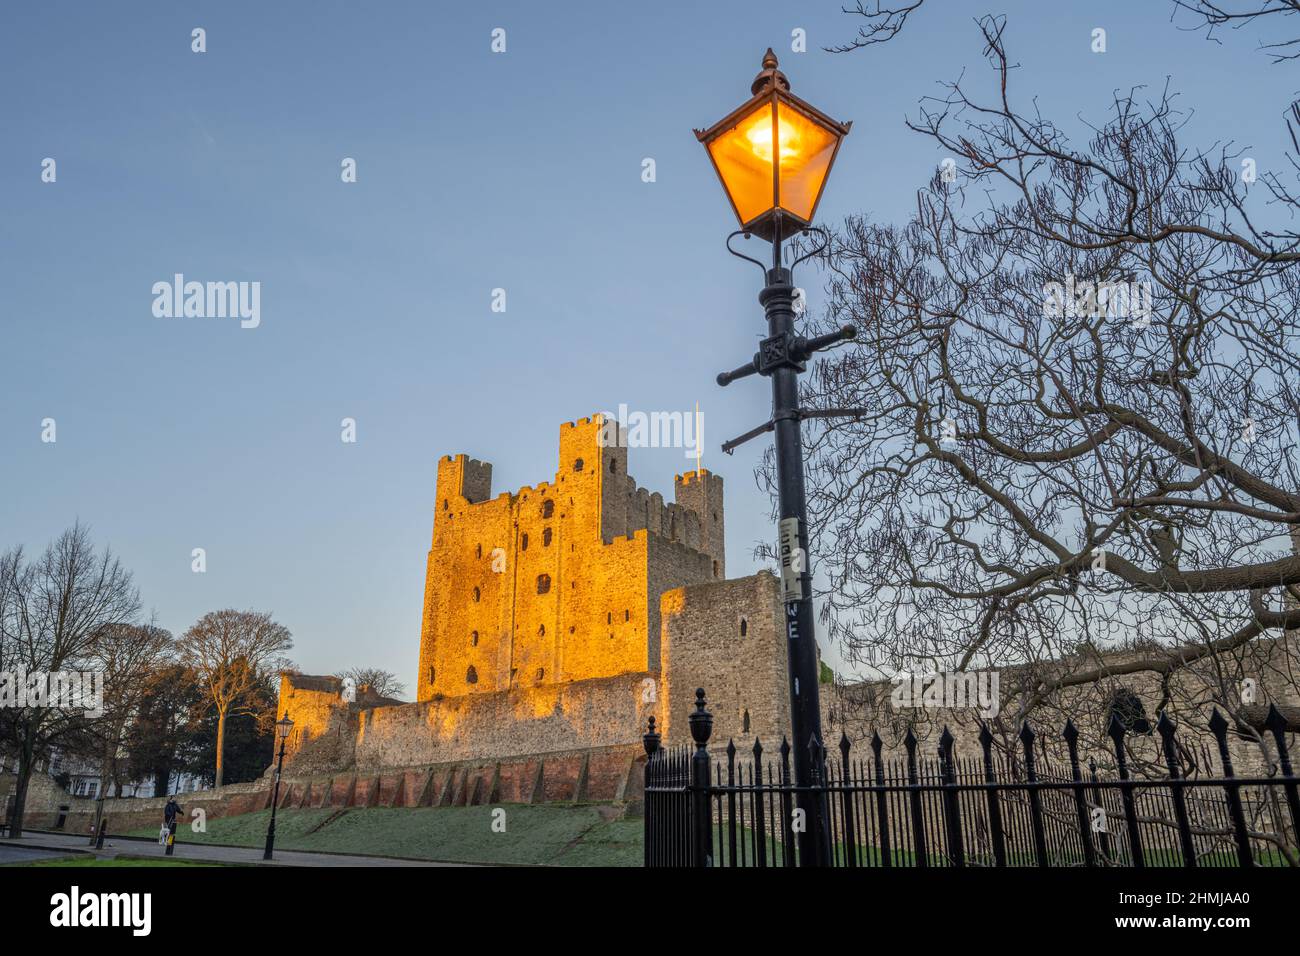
644,689 -> 1300,868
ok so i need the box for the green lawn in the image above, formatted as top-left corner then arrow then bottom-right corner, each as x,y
125,804 -> 644,867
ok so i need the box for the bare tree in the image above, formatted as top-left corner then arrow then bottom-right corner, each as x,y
1173,0 -> 1300,63
85,621 -> 174,799
177,610 -> 293,788
340,666 -> 406,700
826,1 -> 927,53
0,524 -> 139,837
777,14 -> 1300,764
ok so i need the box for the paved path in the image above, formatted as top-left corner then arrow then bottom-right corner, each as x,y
0,842 -> 76,865
0,831 -> 468,867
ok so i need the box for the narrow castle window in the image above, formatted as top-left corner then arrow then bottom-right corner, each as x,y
537,574 -> 551,594
476,544 -> 482,559
574,458 -> 584,472
743,709 -> 751,733
466,666 -> 478,684
521,533 -> 529,551
713,560 -> 719,577
624,609 -> 630,622
428,667 -> 435,684
473,586 -> 480,603
543,528 -> 553,546
607,612 -> 612,625
610,458 -> 617,473
538,624 -> 546,637
536,668 -> 545,681
471,630 -> 478,647
542,500 -> 555,519
739,617 -> 748,637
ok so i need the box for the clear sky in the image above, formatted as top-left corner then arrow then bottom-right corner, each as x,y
2,1 -> 1291,692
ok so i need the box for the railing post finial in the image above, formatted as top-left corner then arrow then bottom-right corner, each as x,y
643,714 -> 661,757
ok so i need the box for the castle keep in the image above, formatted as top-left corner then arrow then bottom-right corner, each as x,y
419,414 -> 724,700
274,414 -> 791,803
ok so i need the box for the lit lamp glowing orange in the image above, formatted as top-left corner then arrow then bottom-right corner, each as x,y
694,49 -> 851,242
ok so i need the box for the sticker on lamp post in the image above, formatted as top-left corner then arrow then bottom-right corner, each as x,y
779,517 -> 804,603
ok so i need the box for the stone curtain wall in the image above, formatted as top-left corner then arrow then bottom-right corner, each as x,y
821,638 -> 1300,776
660,571 -> 791,750
278,673 -> 346,763
3,743 -> 648,838
355,673 -> 654,769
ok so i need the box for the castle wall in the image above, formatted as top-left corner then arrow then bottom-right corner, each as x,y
279,574 -> 792,779
277,674 -> 344,763
263,413 -> 789,797
287,672 -> 655,773
821,637 -> 1300,777
660,571 -> 791,749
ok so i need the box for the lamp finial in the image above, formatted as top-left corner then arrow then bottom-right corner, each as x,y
751,48 -> 790,95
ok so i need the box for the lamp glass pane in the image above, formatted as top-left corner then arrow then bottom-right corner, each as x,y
706,100 -> 777,225
775,100 -> 839,222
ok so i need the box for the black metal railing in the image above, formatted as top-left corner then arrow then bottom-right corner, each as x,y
643,688 -> 1300,867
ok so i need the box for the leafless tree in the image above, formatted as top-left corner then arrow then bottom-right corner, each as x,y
826,1 -> 927,53
177,609 -> 293,788
1173,1 -> 1300,63
340,666 -> 406,700
0,523 -> 139,837
774,13 -> 1300,768
85,621 -> 174,800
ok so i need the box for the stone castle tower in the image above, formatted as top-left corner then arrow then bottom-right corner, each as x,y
418,414 -> 727,702
277,413 -> 790,786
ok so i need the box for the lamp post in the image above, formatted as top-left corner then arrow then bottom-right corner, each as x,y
696,50 -> 852,867
262,712 -> 294,861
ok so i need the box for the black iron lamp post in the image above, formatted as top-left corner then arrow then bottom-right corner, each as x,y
696,49 -> 854,867
262,711 -> 294,861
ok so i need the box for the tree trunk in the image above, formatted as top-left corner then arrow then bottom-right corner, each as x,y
152,763 -> 172,798
215,708 -> 226,789
10,736 -> 36,840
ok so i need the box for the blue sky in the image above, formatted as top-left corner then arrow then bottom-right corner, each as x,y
1,1 -> 1292,691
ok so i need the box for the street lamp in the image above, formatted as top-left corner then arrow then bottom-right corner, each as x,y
698,50 -> 854,867
695,48 -> 850,243
263,711 -> 294,861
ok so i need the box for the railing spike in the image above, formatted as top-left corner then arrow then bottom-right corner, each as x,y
1207,707 -> 1229,742
1263,702 -> 1288,735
